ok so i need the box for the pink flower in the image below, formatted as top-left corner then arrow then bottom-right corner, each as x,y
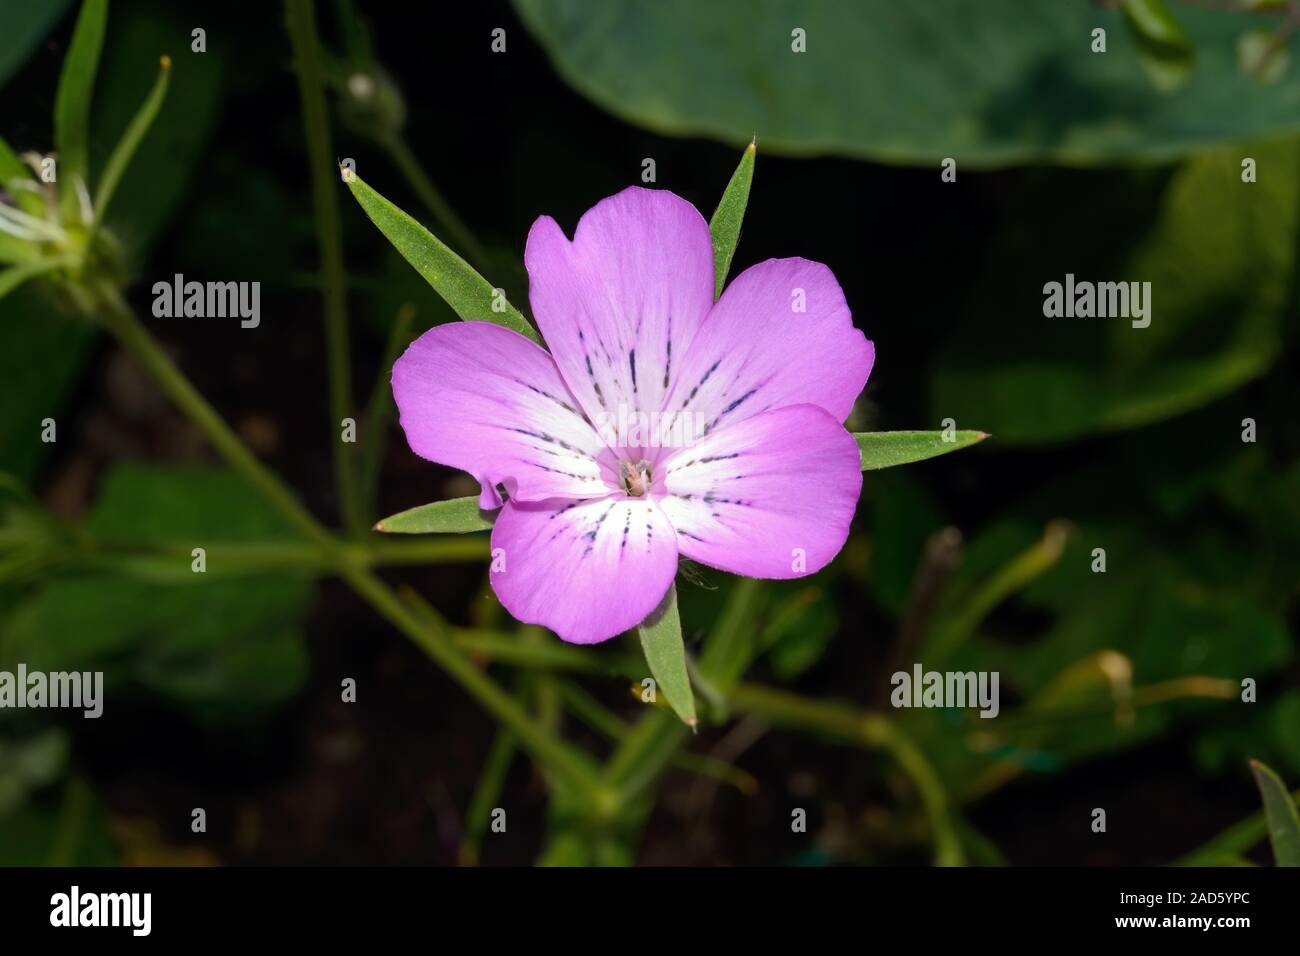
392,187 -> 874,643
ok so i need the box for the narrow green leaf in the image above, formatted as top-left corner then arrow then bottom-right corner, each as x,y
54,0 -> 108,220
1250,760 -> 1300,866
855,430 -> 987,471
374,496 -> 494,534
88,54 -> 170,242
708,141 -> 754,299
637,584 -> 697,727
0,134 -> 45,218
345,173 -> 542,344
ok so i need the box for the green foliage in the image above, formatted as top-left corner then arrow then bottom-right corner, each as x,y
2,465 -> 314,723
1120,0 -> 1194,92
932,138 -> 1296,443
516,0 -> 1300,167
88,2 -> 224,253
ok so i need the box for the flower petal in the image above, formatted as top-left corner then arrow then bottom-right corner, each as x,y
524,187 -> 715,430
658,404 -> 862,578
392,321 -> 610,507
664,258 -> 874,433
490,495 -> 679,644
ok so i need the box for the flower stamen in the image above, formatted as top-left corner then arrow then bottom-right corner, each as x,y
619,458 -> 652,497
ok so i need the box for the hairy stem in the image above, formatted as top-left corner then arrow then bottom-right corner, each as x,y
286,0 -> 364,536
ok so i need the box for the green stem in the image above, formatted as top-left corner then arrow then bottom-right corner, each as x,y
98,293 -> 605,806
558,680 -> 755,793
600,577 -> 765,804
69,535 -> 489,578
100,293 -> 336,552
727,683 -> 964,866
926,521 -> 1070,666
347,568 -> 610,805
286,0 -> 364,536
459,724 -> 517,866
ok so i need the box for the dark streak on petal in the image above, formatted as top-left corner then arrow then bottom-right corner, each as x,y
680,359 -> 721,411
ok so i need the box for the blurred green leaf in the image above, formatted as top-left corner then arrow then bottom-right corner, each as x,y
708,142 -> 754,299
89,1 -> 223,252
0,292 -> 94,482
764,585 -> 837,679
3,465 -> 314,723
1250,760 -> 1300,866
1197,692 -> 1300,779
637,584 -> 696,727
0,258 -> 71,300
856,430 -> 987,470
0,0 -> 73,91
0,780 -> 116,865
866,473 -> 944,616
933,139 -> 1296,443
346,173 -> 542,343
53,0 -> 107,220
86,463 -> 300,542
1120,0 -> 1193,92
516,0 -> 1300,167
374,496 -> 494,534
0,133 -> 46,219
0,728 -> 69,816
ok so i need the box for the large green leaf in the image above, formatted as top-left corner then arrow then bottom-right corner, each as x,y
932,138 -> 1296,444
517,0 -> 1300,167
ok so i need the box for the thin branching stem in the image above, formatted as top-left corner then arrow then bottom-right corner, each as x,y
286,0 -> 365,536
